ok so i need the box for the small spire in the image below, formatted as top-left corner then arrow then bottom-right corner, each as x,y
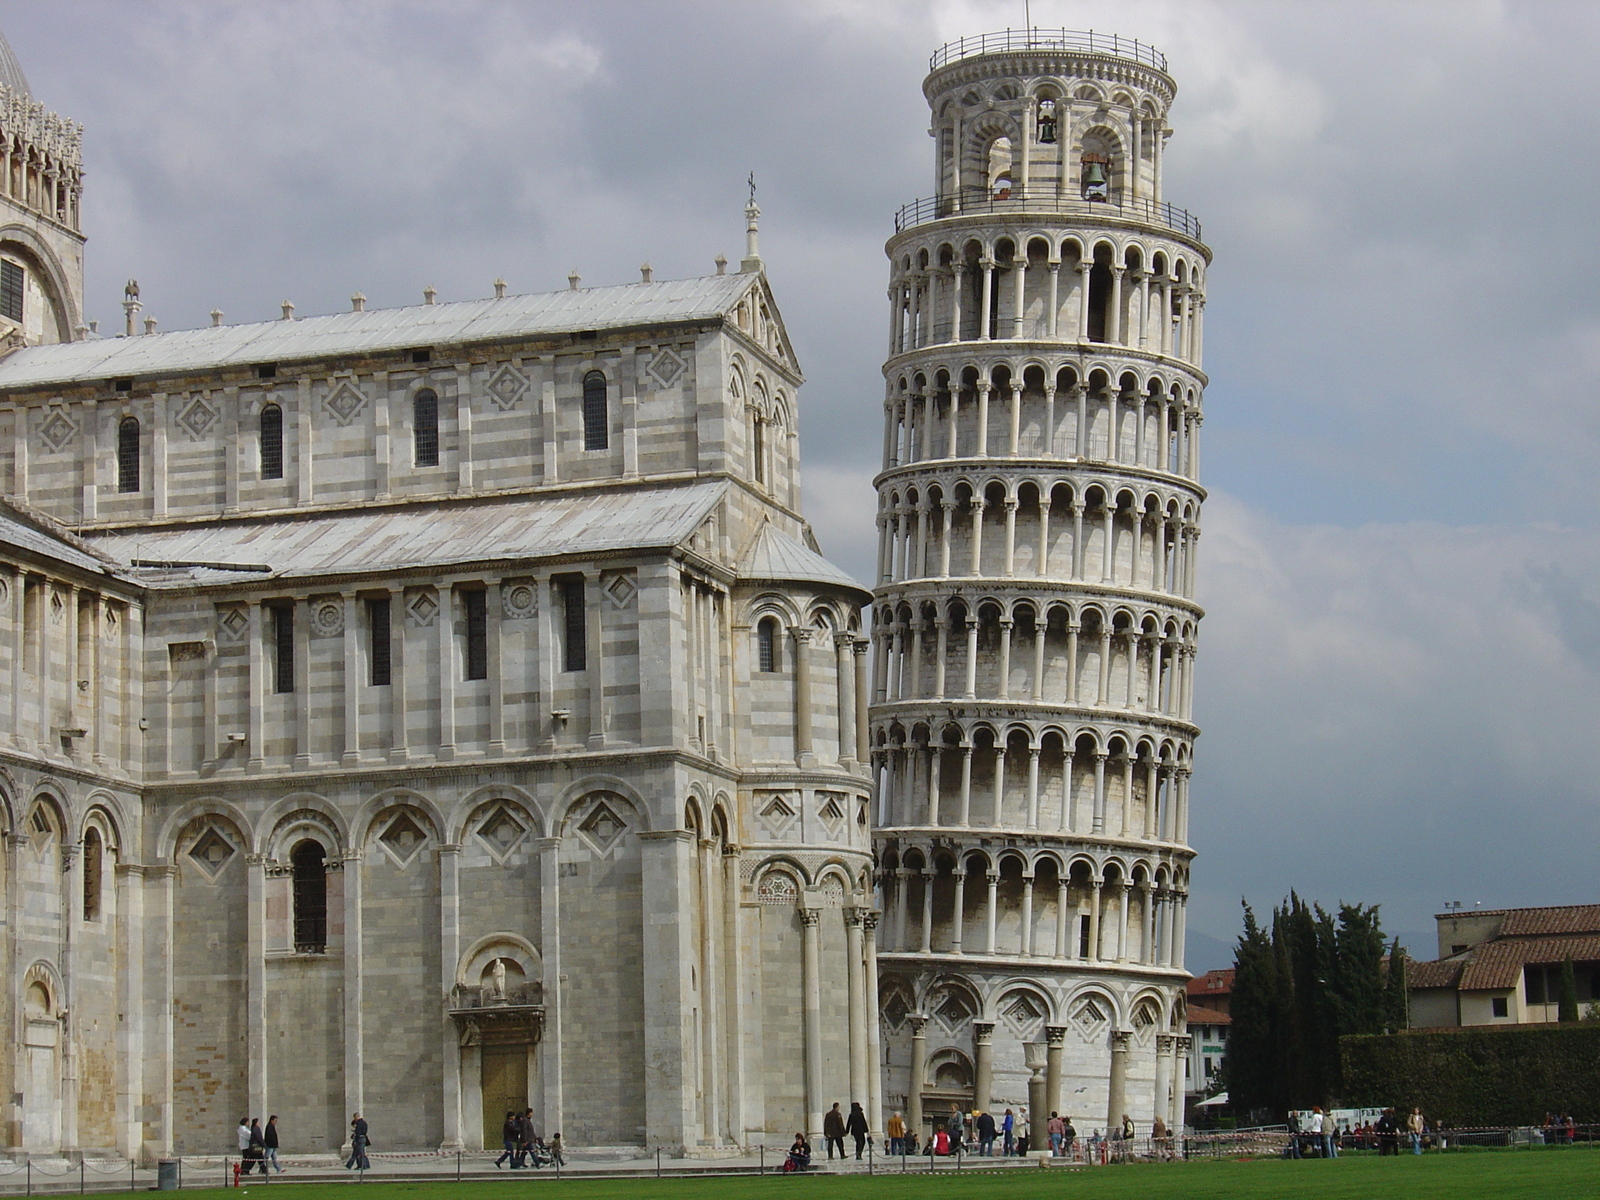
88,319 -> 98,335
567,270 -> 581,291
121,278 -> 141,338
143,315 -> 157,335
494,277 -> 507,299
210,309 -> 224,327
714,254 -> 727,276
423,285 -> 437,305
351,292 -> 365,312
639,262 -> 653,284
281,300 -> 295,321
741,175 -> 763,273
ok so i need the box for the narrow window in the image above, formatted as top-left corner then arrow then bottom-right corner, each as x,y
582,370 -> 608,451
291,839 -> 327,953
463,588 -> 488,680
1079,914 -> 1092,959
367,597 -> 391,686
117,417 -> 141,493
561,577 -> 586,672
752,419 -> 766,485
757,617 -> 778,673
1491,997 -> 1508,1018
259,404 -> 284,479
270,604 -> 294,693
0,259 -> 22,322
1036,99 -> 1058,145
414,388 -> 439,467
82,827 -> 103,920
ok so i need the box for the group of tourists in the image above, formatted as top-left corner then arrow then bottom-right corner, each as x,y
1287,1106 -> 1431,1157
234,1116 -> 284,1176
494,1109 -> 564,1169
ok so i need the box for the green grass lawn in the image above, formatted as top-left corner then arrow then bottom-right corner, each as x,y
206,1148 -> 1600,1200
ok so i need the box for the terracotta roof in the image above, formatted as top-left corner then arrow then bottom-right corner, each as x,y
1186,1004 -> 1231,1025
1498,905 -> 1600,937
1186,969 -> 1234,997
1406,959 -> 1465,989
1458,936 -> 1600,992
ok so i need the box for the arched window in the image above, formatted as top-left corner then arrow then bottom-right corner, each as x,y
117,417 -> 140,492
757,617 -> 780,674
582,371 -> 608,451
752,417 -> 766,485
1036,98 -> 1058,145
259,404 -> 283,479
291,839 -> 328,953
82,826 -> 103,920
414,388 -> 439,467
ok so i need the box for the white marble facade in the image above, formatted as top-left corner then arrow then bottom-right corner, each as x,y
0,36 -> 875,1156
870,30 -> 1207,1142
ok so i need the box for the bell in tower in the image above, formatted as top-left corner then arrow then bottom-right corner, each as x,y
1081,156 -> 1110,201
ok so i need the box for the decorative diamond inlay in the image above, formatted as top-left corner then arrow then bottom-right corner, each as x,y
176,394 -> 221,440
883,992 -> 912,1031
379,812 -> 428,865
187,826 -> 236,879
477,806 -> 528,858
577,798 -> 627,855
757,794 -> 797,839
601,572 -> 636,609
323,379 -> 368,426
485,363 -> 529,411
406,589 -> 438,627
646,346 -> 686,389
217,605 -> 249,642
38,410 -> 77,452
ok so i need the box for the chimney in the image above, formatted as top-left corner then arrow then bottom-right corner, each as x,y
640,262 -> 653,284
423,285 -> 437,305
567,271 -> 581,291
351,293 -> 366,312
281,301 -> 295,321
210,309 -> 224,327
494,277 -> 507,299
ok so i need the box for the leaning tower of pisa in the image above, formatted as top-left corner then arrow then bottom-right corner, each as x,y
871,30 -> 1208,1143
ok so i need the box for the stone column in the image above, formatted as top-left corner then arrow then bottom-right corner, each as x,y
984,871 -> 999,954
721,846 -> 747,1143
801,907 -> 825,1141
950,870 -> 966,953
1106,1030 -> 1130,1134
854,639 -> 871,763
698,839 -> 723,1143
864,913 -> 884,1136
640,829 -> 696,1149
1154,1034 -> 1174,1135
246,853 -> 267,1121
997,619 -> 1013,699
792,626 -> 813,766
919,871 -> 934,953
845,908 -> 868,1107
1117,883 -> 1131,962
958,745 -> 974,826
1026,745 -> 1041,828
1172,1036 -> 1191,1131
991,745 -> 1007,826
438,843 -> 464,1150
969,500 -> 986,575
963,620 -> 979,697
1055,879 -> 1070,959
1087,879 -> 1102,962
537,837 -> 563,1137
1045,1025 -> 1065,1122
907,1015 -> 928,1145
115,863 -> 145,1160
973,1021 -> 995,1114
835,633 -> 855,766
1020,874 -> 1035,957
342,847 -> 365,1145
341,592 -> 359,765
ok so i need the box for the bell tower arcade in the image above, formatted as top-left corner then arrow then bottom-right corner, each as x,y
870,29 -> 1209,1142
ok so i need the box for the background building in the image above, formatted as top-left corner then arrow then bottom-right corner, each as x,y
0,33 -> 876,1159
870,29 -> 1208,1141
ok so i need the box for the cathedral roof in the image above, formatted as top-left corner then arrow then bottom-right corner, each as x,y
0,495 -> 115,575
87,479 -> 726,585
0,30 -> 32,100
738,521 -> 866,593
0,273 -> 762,389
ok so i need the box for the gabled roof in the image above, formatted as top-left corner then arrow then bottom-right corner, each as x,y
738,521 -> 867,594
0,496 -> 118,575
1407,959 -> 1465,990
1186,969 -> 1234,997
87,481 -> 726,586
1458,936 -> 1600,992
1186,1004 -> 1231,1026
0,273 -> 763,389
1499,905 -> 1600,937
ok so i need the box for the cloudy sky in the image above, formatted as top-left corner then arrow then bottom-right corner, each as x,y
7,0 -> 1600,969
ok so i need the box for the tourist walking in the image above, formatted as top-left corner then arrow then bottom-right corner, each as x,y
518,1108 -> 537,1168
947,1105 -> 966,1154
846,1101 -> 869,1159
1062,1116 -> 1078,1160
549,1133 -> 564,1167
1002,1109 -> 1015,1155
1047,1111 -> 1065,1156
886,1111 -> 906,1156
495,1111 -> 517,1168
976,1110 -> 996,1156
247,1119 -> 268,1178
345,1113 -> 370,1170
263,1116 -> 284,1173
236,1119 -> 252,1173
823,1103 -> 846,1160
1408,1107 -> 1425,1155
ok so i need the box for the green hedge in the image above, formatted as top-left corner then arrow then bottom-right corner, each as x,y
1341,1023 -> 1600,1124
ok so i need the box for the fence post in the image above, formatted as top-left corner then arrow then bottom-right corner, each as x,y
456,1151 -> 461,1182
656,1148 -> 661,1178
27,1158 -> 31,1197
868,1138 -> 873,1176
80,1157 -> 85,1195
758,1146 -> 763,1175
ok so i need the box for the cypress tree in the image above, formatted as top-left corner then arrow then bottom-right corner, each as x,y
1382,939 -> 1408,1033
1558,955 -> 1580,1023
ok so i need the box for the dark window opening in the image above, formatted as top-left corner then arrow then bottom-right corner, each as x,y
270,604 -> 295,693
0,259 -> 23,323
463,589 -> 488,680
1037,99 -> 1058,145
753,419 -> 766,485
367,597 -> 391,686
113,378 -> 133,393
257,363 -> 277,380
577,329 -> 598,341
259,404 -> 284,479
757,617 -> 778,673
1491,997 -> 1508,1018
582,370 -> 608,451
414,388 -> 439,466
1451,943 -> 1468,955
1526,966 -> 1546,1005
291,839 -> 327,953
1079,914 -> 1092,959
561,577 -> 587,672
117,417 -> 140,493
1087,263 -> 1112,343
411,349 -> 431,364
82,827 -> 103,920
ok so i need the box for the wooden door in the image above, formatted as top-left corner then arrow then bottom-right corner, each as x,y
481,1045 -> 528,1149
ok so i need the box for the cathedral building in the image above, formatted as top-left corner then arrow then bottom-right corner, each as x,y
0,33 -> 876,1159
870,30 -> 1207,1139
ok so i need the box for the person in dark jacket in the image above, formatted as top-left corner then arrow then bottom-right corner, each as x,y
975,1110 -> 997,1156
495,1111 -> 517,1168
244,1119 -> 267,1177
846,1102 -> 870,1159
263,1116 -> 283,1174
345,1113 -> 370,1170
823,1103 -> 846,1159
